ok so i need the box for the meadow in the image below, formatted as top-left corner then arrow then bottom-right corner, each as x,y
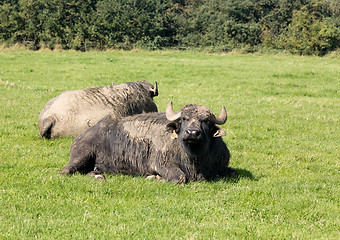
0,49 -> 339,239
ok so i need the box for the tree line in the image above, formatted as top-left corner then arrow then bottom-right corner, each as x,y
0,0 -> 339,55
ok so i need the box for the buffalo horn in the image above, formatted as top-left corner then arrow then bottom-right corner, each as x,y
151,81 -> 158,97
166,101 -> 181,121
210,106 -> 227,125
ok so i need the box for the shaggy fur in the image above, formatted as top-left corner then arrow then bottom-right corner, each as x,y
38,81 -> 158,138
60,103 -> 237,183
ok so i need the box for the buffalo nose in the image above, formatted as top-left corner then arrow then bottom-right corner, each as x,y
186,129 -> 200,137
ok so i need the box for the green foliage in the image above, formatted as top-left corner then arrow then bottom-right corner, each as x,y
261,0 -> 340,55
0,0 -> 22,43
280,5 -> 340,55
0,0 -> 339,54
175,0 -> 262,51
0,50 -> 339,238
95,0 -> 177,49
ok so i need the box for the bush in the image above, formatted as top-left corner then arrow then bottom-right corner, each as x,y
94,0 -> 177,49
0,0 -> 339,54
281,9 -> 339,55
175,0 -> 262,51
261,0 -> 340,55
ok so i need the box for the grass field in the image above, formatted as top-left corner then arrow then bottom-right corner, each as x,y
0,49 -> 339,239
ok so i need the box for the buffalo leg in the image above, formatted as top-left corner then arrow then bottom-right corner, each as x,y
60,145 -> 95,175
156,166 -> 187,184
40,115 -> 56,139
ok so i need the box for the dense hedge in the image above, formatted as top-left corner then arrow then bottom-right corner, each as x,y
0,0 -> 339,55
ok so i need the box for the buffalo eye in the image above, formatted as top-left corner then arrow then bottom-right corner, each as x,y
181,116 -> 189,121
200,119 -> 210,127
201,119 -> 209,124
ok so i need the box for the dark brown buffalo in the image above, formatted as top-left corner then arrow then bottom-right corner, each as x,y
38,81 -> 158,139
60,101 -> 237,183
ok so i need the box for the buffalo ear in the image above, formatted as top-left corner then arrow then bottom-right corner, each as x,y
166,121 -> 179,133
213,125 -> 226,138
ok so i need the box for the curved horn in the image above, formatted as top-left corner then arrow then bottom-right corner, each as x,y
210,106 -> 227,125
151,81 -> 158,97
166,101 -> 181,121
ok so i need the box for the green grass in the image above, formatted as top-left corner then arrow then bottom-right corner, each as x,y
0,49 -> 339,239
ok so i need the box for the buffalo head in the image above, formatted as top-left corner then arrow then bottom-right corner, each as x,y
166,101 -> 227,157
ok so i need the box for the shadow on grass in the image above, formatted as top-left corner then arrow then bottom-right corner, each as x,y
211,168 -> 255,184
57,168 -> 256,185
235,168 -> 255,180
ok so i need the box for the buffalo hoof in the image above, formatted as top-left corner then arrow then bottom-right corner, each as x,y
94,174 -> 106,181
87,171 -> 106,181
59,168 -> 72,175
146,175 -> 165,182
173,175 -> 187,184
